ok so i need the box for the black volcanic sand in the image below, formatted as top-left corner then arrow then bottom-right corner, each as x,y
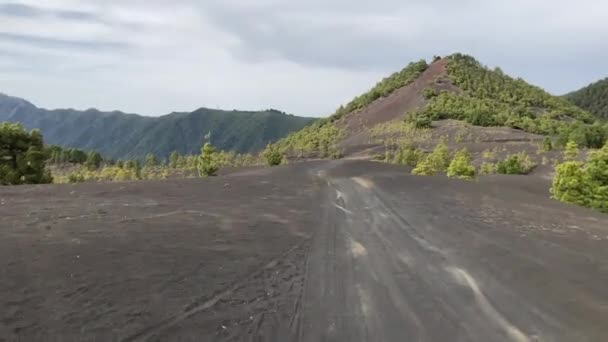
1,160 -> 607,341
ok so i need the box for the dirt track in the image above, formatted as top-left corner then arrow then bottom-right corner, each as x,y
1,161 -> 608,341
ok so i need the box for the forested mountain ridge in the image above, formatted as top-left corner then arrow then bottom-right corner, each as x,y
0,93 -> 315,160
565,77 -> 608,119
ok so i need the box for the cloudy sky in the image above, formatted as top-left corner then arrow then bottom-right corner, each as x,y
1,0 -> 607,117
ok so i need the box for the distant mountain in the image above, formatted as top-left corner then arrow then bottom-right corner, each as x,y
0,93 -> 316,160
565,77 -> 608,119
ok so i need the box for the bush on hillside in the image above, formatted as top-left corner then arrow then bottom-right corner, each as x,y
332,60 -> 428,121
447,149 -> 476,179
412,142 -> 450,176
392,144 -> 425,167
413,54 -> 607,148
422,87 -> 439,99
479,162 -> 497,174
407,112 -> 433,129
563,141 -> 579,162
273,122 -> 341,158
496,152 -> 535,175
262,143 -> 283,166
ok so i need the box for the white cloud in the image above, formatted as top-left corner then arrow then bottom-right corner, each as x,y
0,0 -> 607,117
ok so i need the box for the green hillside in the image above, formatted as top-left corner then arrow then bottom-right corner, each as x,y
416,54 -> 605,148
0,93 -> 315,160
565,77 -> 608,119
274,53 -> 607,155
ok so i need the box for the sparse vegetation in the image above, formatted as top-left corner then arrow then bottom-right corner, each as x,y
407,112 -> 433,129
144,153 -> 159,168
446,149 -> 476,179
446,54 -> 593,123
332,60 -> 428,121
262,143 -> 284,166
479,162 -> 497,175
482,148 -> 497,160
49,135 -> 263,184
390,141 -> 425,167
412,142 -> 450,176
496,152 -> 536,175
271,121 -> 342,158
563,141 -> 580,161
411,54 -> 607,149
422,87 -> 439,99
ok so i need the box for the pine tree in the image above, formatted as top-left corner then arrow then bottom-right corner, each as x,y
197,139 -> 219,177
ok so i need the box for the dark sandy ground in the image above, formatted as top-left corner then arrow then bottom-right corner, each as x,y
1,160 -> 607,341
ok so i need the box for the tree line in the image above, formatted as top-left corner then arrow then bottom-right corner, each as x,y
1,123 -> 290,186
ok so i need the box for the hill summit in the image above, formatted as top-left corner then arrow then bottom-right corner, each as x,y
273,53 -> 606,159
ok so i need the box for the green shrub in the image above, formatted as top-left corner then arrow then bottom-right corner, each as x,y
541,156 -> 549,165
582,144 -> 608,212
496,152 -> 535,174
169,151 -> 180,168
422,87 -> 439,99
408,112 -> 433,129
447,149 -> 476,179
68,172 -> 86,183
482,149 -> 496,160
563,141 -> 579,161
262,143 -> 283,166
197,142 -> 219,177
85,151 -> 103,170
479,162 -> 497,174
412,142 -> 450,175
551,161 -> 589,207
393,145 -> 425,167
273,122 -> 341,158
144,153 -> 159,168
